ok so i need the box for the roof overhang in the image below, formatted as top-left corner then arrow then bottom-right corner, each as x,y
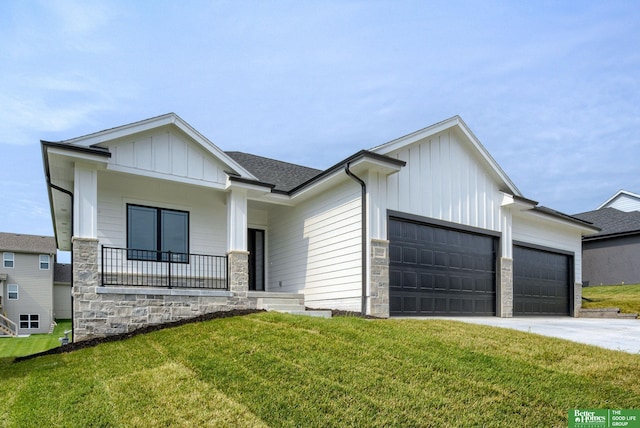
41,141 -> 112,250
287,150 -> 405,202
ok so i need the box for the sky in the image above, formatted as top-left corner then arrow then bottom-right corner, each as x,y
1,0 -> 639,242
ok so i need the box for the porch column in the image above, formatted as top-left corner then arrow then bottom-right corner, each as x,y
74,162 -> 98,239
367,170 -> 390,317
72,236 -> 101,341
227,189 -> 249,296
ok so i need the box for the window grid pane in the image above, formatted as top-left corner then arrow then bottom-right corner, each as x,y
3,252 -> 14,268
40,254 -> 50,270
127,204 -> 189,262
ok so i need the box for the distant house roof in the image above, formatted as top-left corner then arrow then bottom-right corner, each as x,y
0,232 -> 56,254
54,263 -> 72,283
572,207 -> 640,241
225,151 -> 322,192
597,189 -> 640,212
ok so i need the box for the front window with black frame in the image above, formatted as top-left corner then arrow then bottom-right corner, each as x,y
127,204 -> 189,262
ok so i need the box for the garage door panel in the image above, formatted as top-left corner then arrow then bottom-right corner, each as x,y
514,245 -> 570,316
389,218 -> 497,316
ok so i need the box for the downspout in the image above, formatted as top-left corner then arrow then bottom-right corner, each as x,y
44,162 -> 75,343
344,163 -> 367,315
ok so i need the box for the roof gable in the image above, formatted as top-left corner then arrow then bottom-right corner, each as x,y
370,116 -> 521,197
597,190 -> 640,212
60,113 -> 256,182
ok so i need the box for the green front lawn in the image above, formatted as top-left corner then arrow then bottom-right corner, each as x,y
0,320 -> 71,359
1,312 -> 639,427
582,283 -> 640,314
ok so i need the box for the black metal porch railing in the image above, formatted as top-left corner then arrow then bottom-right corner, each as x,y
101,246 -> 228,290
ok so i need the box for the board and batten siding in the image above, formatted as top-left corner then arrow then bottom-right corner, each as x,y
97,172 -> 228,257
268,180 -> 362,311
512,214 -> 583,285
0,252 -> 53,334
106,128 -> 230,187
384,130 -> 504,232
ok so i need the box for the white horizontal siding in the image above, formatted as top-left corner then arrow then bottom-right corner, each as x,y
385,129 -> 503,232
268,180 -> 362,310
97,172 -> 227,257
108,128 -> 229,186
512,213 -> 583,284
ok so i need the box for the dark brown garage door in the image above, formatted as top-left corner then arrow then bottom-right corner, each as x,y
513,245 -> 571,315
389,217 -> 497,316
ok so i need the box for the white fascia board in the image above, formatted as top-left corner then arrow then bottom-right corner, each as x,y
347,156 -> 403,176
370,116 -> 462,153
62,113 -> 177,146
455,119 -> 522,197
107,164 -> 228,190
225,178 -> 273,194
521,209 -> 599,234
501,192 -> 535,209
61,113 -> 257,181
46,147 -> 110,167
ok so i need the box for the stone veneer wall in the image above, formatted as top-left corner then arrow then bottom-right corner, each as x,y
72,239 -> 255,342
499,257 -> 514,317
573,282 -> 582,317
369,239 -> 390,318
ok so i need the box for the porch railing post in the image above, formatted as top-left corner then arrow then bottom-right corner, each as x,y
168,251 -> 172,289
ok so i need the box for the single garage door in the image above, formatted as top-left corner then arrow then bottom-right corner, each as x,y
389,217 -> 497,316
513,245 -> 571,315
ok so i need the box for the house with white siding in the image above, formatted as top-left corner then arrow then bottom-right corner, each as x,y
0,233 -> 57,336
41,113 -> 598,341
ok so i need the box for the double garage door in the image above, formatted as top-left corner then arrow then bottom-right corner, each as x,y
389,217 -> 571,316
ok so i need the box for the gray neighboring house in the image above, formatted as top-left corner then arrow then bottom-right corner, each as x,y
573,207 -> 640,286
0,232 -> 57,335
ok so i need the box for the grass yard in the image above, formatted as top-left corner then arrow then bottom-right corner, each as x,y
1,312 -> 639,427
0,320 -> 71,359
582,283 -> 640,314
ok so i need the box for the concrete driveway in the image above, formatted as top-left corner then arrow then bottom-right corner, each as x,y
433,317 -> 640,354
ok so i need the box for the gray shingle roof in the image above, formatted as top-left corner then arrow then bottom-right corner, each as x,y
225,152 -> 322,192
572,207 -> 640,239
0,232 -> 56,254
54,263 -> 72,283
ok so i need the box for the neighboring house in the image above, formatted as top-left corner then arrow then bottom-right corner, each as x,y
597,189 -> 640,212
574,202 -> 640,286
0,232 -> 56,335
53,263 -> 72,319
41,113 -> 598,341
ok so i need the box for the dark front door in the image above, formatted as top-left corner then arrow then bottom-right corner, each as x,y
248,229 -> 265,291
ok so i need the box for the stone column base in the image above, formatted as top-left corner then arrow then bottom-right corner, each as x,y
369,239 -> 390,318
499,257 -> 513,318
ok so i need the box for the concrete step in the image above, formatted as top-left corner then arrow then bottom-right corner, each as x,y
579,308 -> 638,319
263,304 -> 307,312
285,310 -> 332,318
